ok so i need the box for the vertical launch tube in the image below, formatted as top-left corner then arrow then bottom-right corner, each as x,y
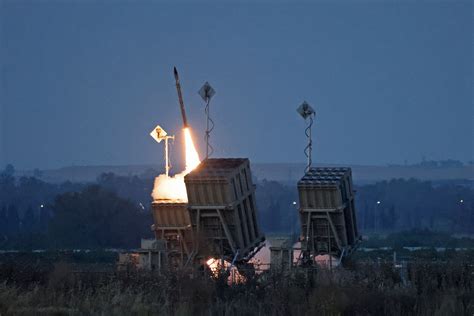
174,67 -> 189,128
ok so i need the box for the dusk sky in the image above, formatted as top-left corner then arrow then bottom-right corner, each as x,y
1,1 -> 472,170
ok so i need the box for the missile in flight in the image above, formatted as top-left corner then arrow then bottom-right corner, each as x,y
173,67 -> 188,128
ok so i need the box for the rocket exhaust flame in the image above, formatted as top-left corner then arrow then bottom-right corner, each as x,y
151,68 -> 200,201
184,127 -> 200,172
152,127 -> 200,202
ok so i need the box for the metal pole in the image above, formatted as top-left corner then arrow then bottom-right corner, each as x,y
297,101 -> 315,173
199,82 -> 215,159
165,137 -> 169,177
308,116 -> 312,171
328,218 -> 332,271
205,98 -> 210,159
204,98 -> 214,159
304,115 -> 314,173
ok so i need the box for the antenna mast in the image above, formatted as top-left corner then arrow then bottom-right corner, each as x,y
198,82 -> 216,159
297,101 -> 316,173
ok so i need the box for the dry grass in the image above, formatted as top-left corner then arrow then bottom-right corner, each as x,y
0,260 -> 472,315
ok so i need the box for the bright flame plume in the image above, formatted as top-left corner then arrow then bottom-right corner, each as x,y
184,127 -> 200,172
152,127 -> 200,202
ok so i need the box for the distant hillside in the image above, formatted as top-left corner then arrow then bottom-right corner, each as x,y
252,163 -> 473,185
16,163 -> 474,185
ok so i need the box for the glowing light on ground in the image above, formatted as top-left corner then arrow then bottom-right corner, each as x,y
206,257 -> 224,274
151,127 -> 201,202
206,258 -> 245,284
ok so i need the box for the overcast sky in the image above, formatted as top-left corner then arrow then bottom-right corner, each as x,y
1,1 -> 472,170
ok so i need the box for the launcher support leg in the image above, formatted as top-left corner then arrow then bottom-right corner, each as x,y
216,209 -> 237,255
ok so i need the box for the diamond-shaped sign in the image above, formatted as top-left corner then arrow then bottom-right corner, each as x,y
198,82 -> 216,102
297,101 -> 315,120
150,125 -> 168,143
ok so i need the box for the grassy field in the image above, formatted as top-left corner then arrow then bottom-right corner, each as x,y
0,251 -> 472,315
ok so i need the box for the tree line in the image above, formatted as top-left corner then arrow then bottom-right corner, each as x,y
0,164 -> 473,249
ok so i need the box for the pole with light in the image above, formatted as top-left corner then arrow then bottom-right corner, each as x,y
297,101 -> 316,173
198,82 -> 216,159
150,125 -> 175,177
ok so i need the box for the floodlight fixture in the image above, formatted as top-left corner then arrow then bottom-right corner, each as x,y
150,125 -> 169,143
198,82 -> 216,103
297,101 -> 315,120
